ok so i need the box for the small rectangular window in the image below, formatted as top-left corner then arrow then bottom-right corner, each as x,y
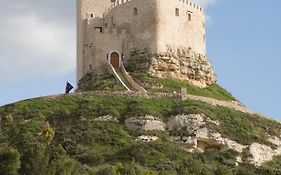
175,8 -> 180,16
134,8 -> 138,15
188,14 -> 192,21
94,27 -> 103,33
90,13 -> 94,18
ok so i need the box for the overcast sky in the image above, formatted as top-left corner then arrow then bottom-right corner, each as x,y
0,0 -> 281,120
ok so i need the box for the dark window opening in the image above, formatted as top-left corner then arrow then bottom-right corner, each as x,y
90,13 -> 94,18
175,8 -> 180,16
134,8 -> 138,15
94,27 -> 103,33
188,14 -> 192,21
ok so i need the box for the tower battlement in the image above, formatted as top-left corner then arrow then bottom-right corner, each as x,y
103,0 -> 204,17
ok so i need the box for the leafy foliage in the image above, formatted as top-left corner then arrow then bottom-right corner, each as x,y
0,145 -> 20,175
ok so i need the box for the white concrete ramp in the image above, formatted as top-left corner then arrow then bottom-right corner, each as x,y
107,63 -> 146,92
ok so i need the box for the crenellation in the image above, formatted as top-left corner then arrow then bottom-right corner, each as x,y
103,0 -> 204,17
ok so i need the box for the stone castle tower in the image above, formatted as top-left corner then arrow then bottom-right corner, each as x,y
77,0 -> 216,89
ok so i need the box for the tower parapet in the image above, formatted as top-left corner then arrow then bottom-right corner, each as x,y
103,0 -> 204,17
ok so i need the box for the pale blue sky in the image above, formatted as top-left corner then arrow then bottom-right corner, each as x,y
0,0 -> 280,120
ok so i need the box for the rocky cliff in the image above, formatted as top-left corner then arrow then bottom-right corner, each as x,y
125,49 -> 216,88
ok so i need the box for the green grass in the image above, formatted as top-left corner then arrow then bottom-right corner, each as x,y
78,73 -> 126,92
1,93 -> 280,146
77,71 -> 236,102
1,93 -> 281,174
131,72 -> 236,101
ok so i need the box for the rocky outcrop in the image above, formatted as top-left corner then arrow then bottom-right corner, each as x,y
126,49 -> 216,88
167,114 -> 246,153
249,137 -> 281,166
267,136 -> 281,146
196,131 -> 246,153
94,115 -> 119,122
125,115 -> 165,131
125,113 -> 281,166
250,143 -> 276,166
136,135 -> 159,142
148,50 -> 216,88
166,114 -> 206,131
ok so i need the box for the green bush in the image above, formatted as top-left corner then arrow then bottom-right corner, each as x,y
0,145 -> 20,175
214,165 -> 233,175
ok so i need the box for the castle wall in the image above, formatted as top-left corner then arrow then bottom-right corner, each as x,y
77,0 -> 112,83
103,0 -> 158,57
80,0 -> 158,77
79,0 -> 111,18
77,0 -> 210,86
83,29 -> 127,75
156,0 -> 206,55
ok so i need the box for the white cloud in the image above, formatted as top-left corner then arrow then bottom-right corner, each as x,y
0,14 -> 75,82
192,0 -> 217,8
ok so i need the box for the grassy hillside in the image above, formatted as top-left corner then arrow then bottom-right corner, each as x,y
0,93 -> 281,175
78,72 -> 236,101
130,72 -> 236,101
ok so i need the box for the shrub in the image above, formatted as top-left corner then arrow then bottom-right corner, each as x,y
214,165 -> 233,175
0,145 -> 20,175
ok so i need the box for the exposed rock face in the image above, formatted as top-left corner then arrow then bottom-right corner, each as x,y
125,115 -> 165,131
196,131 -> 247,153
94,115 -> 119,122
125,114 -> 281,166
148,51 -> 216,88
167,114 -> 246,153
126,49 -> 216,88
166,114 -> 205,131
249,137 -> 281,166
268,136 -> 281,146
136,135 -> 159,142
250,143 -> 275,166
